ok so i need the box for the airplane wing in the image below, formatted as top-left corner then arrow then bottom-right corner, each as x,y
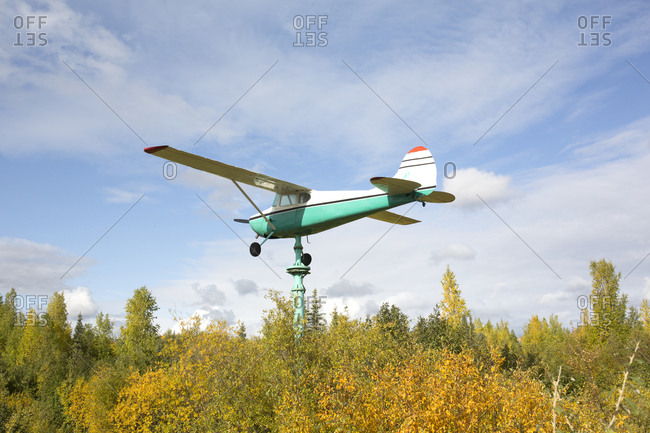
370,177 -> 421,194
366,210 -> 420,225
144,146 -> 310,194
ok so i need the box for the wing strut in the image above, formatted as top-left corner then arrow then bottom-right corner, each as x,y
232,180 -> 276,231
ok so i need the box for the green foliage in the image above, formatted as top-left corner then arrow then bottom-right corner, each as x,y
412,307 -> 449,349
118,286 -> 160,370
585,259 -> 628,340
520,314 -> 570,384
93,311 -> 115,362
473,318 -> 522,370
69,313 -> 94,377
0,289 -> 19,353
374,302 -> 410,344
412,308 -> 479,356
413,266 -> 488,362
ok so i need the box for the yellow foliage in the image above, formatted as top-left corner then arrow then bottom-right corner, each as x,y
4,392 -> 41,432
112,369 -> 200,433
61,366 -> 128,433
317,349 -> 550,432
439,265 -> 469,327
111,318 -> 273,432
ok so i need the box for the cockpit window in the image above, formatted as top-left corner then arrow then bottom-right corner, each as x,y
274,192 -> 311,207
279,194 -> 296,206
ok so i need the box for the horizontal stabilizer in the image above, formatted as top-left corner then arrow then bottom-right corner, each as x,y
366,210 -> 420,225
418,190 -> 455,203
370,177 -> 421,194
144,145 -> 310,194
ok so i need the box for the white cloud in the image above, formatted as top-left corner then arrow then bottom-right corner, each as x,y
538,278 -> 592,307
175,307 -> 236,331
565,277 -> 591,295
104,187 -> 144,204
539,290 -> 572,305
192,282 -> 226,307
197,307 -> 236,325
431,242 -> 477,263
326,280 -> 375,298
62,286 -> 98,318
174,166 -> 255,214
234,279 -> 258,296
567,118 -> 650,164
443,168 -> 515,209
1,0 -> 645,164
170,307 -> 236,333
0,237 -> 92,294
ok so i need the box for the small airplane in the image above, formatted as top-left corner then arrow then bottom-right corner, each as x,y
144,145 -> 454,264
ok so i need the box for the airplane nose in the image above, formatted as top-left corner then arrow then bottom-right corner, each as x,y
249,217 -> 268,237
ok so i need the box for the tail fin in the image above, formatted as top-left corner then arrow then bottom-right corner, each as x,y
393,146 -> 437,189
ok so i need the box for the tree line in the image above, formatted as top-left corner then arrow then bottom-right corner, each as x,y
0,258 -> 649,432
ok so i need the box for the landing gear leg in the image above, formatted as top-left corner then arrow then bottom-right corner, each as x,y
249,230 -> 275,257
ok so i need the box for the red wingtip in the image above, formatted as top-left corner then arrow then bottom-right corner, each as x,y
144,145 -> 169,154
408,146 -> 427,153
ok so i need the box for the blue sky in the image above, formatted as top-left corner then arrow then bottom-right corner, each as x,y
1,0 -> 649,335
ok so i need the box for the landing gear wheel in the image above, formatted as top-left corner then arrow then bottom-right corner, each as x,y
301,253 -> 312,266
249,242 -> 261,257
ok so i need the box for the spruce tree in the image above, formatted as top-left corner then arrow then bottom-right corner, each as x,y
306,289 -> 325,332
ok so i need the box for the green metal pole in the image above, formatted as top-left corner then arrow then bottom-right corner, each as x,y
286,235 -> 310,337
